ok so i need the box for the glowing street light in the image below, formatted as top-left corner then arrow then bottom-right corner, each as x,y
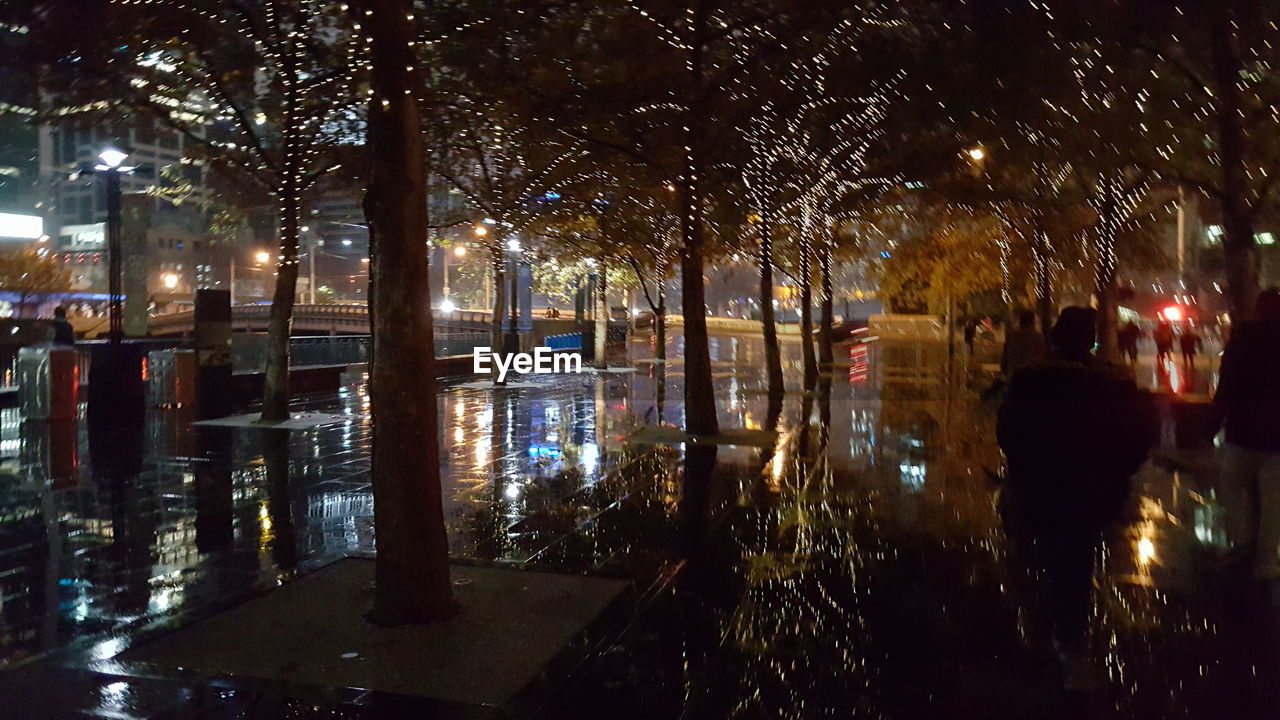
453,245 -> 467,257
93,147 -> 137,343
474,225 -> 488,237
95,147 -> 131,171
161,272 -> 179,290
967,146 -> 986,161
255,250 -> 272,265
440,298 -> 457,313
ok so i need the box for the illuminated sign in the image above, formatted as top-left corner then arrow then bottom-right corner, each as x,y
60,223 -> 105,248
0,213 -> 42,240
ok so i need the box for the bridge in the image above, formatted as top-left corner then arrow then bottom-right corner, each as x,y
147,304 -> 494,337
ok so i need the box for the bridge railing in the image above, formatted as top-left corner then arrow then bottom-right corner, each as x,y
1,330 -> 491,388
222,331 -> 489,374
232,334 -> 370,374
148,304 -> 493,337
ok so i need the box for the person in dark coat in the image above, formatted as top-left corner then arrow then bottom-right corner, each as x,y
1212,290 -> 1280,579
1117,321 -> 1140,364
1154,320 -> 1175,364
51,306 -> 75,345
997,306 -> 1157,685
1179,324 -> 1202,369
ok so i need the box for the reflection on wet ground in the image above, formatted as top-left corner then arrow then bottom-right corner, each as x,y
0,332 -> 1268,718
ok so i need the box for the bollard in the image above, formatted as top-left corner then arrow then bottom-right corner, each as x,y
87,342 -> 146,427
195,289 -> 233,419
17,345 -> 78,421
147,348 -> 197,408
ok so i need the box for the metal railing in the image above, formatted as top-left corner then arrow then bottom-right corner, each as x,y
148,304 -> 492,336
435,332 -> 488,358
2,330 -> 491,387
232,335 -> 370,374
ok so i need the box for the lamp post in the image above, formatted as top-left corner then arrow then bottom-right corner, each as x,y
85,147 -> 145,427
95,148 -> 134,344
444,243 -> 466,302
231,250 -> 274,304
505,238 -> 521,354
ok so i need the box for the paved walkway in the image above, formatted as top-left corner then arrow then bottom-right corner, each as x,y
0,333 -> 1268,718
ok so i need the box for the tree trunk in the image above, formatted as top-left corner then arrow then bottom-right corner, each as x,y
594,262 -> 608,369
1034,233 -> 1054,346
655,283 -> 667,361
490,242 -> 506,385
1095,256 -> 1119,363
799,237 -> 817,393
490,240 -> 506,350
758,213 -> 784,412
363,0 -> 456,625
261,189 -> 299,422
680,177 -> 718,437
679,1 -> 718,438
260,35 -> 305,422
1210,1 -> 1259,322
818,241 -> 834,371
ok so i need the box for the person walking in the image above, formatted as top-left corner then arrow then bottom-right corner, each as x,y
1179,324 -> 1202,369
1154,320 -> 1175,365
1000,310 -> 1046,379
50,306 -> 75,345
1212,290 -> 1280,580
997,306 -> 1156,688
1117,321 -> 1140,364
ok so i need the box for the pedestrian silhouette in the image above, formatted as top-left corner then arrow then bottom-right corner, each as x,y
1212,289 -> 1280,580
51,306 -> 75,345
1154,320 -> 1175,365
1179,323 -> 1202,369
997,306 -> 1156,688
1118,320 -> 1140,364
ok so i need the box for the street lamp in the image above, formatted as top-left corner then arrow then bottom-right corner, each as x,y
230,249 -> 274,305
443,244 -> 466,302
161,272 -> 179,290
96,148 -> 130,172
95,147 -> 136,344
966,146 -> 986,161
505,238 -> 522,354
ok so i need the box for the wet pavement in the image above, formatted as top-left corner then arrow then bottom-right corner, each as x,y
0,331 -> 1271,718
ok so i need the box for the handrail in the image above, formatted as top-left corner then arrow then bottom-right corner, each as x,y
148,304 -> 494,335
